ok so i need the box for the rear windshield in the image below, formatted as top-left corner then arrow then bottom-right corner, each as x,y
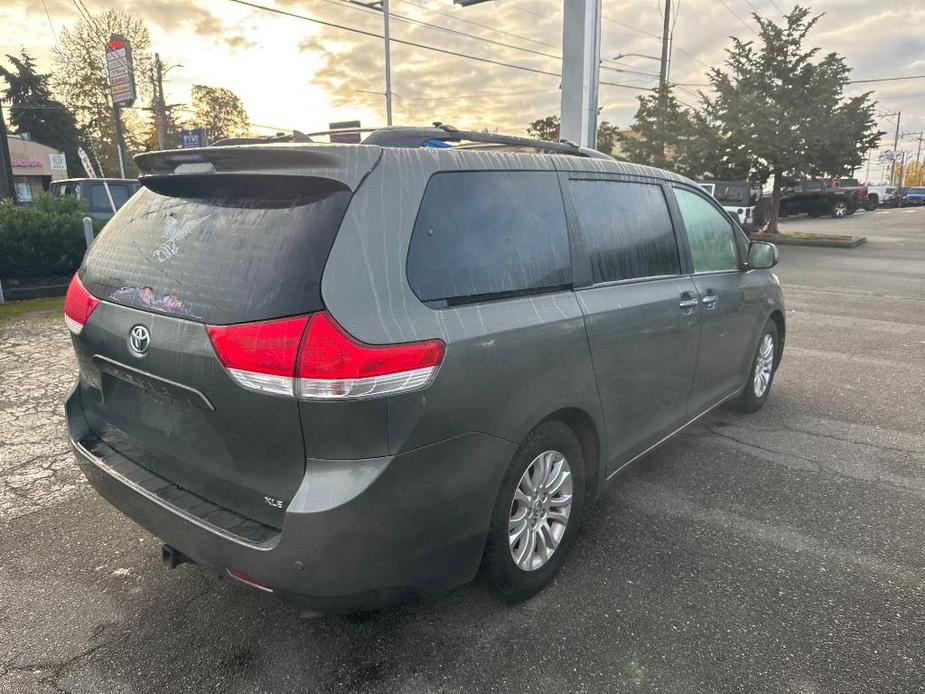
80,176 -> 352,324
712,183 -> 753,205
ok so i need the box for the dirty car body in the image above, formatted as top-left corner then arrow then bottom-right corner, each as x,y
65,127 -> 786,612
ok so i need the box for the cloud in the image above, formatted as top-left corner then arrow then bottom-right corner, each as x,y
2,0 -> 924,141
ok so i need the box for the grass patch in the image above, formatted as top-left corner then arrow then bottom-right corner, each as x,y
0,296 -> 64,320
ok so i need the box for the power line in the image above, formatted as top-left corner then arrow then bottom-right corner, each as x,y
766,0 -> 786,17
40,0 -> 59,46
716,0 -> 756,34
319,0 -> 567,64
851,74 -> 925,85
393,0 -> 559,50
396,88 -> 561,102
225,0 -> 653,91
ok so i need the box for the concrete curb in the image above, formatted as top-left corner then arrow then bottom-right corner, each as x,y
753,233 -> 867,249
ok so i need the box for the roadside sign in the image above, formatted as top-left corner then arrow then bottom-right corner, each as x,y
77,148 -> 96,178
329,120 -> 362,144
106,34 -> 136,107
49,153 -> 67,171
179,128 -> 208,148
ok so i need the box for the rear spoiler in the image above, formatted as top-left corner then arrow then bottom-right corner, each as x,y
134,144 -> 383,192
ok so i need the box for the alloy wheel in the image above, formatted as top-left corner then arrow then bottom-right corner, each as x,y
753,334 -> 775,397
508,450 -> 573,572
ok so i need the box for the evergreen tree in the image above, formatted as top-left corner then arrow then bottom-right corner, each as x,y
0,51 -> 83,177
706,6 -> 881,231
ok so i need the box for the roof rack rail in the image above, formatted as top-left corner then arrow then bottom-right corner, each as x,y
361,125 -> 612,159
208,124 -> 612,160
211,130 -> 315,147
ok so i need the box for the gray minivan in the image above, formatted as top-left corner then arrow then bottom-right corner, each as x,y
64,126 -> 784,612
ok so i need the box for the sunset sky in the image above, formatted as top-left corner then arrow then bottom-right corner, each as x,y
3,0 -> 924,179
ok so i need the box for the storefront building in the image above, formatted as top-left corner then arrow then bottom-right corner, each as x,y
6,135 -> 68,203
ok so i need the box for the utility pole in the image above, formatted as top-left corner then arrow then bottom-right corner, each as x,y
889,111 -> 901,187
383,0 -> 393,126
658,0 -> 671,89
153,53 -> 168,150
0,100 -> 15,200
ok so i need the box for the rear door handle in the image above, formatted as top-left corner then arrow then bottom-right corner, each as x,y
702,294 -> 719,309
679,296 -> 699,313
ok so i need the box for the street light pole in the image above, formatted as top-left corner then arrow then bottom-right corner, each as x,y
383,0 -> 393,126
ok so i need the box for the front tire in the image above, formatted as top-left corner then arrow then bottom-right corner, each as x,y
831,200 -> 848,218
731,319 -> 779,413
482,420 -> 586,601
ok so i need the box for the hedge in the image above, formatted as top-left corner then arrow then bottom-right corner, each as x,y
0,193 -> 102,278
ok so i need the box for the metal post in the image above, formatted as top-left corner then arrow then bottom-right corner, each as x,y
82,216 -> 95,249
154,54 -> 168,150
0,101 -> 16,200
890,111 -> 901,188
560,0 -> 602,149
658,0 -> 671,89
112,105 -> 128,178
383,0 -> 393,126
0,277 -> 5,304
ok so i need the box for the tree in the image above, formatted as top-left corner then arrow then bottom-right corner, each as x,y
0,50 -> 84,176
705,6 -> 881,232
189,85 -> 250,142
619,85 -> 691,171
525,115 -> 621,156
51,9 -> 152,177
617,85 -> 751,180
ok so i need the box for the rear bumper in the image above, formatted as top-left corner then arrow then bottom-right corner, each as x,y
66,386 -> 515,613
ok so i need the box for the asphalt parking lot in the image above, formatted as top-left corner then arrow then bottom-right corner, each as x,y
1,207 -> 923,694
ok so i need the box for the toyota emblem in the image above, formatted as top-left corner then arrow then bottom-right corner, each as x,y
129,325 -> 150,356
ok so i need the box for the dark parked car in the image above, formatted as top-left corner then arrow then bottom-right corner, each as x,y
779,179 -> 860,218
902,187 -> 925,206
50,178 -> 141,221
64,126 -> 785,613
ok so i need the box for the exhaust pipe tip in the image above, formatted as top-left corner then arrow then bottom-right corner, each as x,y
161,544 -> 191,569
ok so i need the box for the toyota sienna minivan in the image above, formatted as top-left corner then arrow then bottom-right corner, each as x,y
65,125 -> 784,612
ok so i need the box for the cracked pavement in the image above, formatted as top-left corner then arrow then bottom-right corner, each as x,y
1,208 -> 923,693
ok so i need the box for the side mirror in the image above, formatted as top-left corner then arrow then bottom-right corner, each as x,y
748,241 -> 779,269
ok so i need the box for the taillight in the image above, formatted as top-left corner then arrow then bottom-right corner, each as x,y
297,312 -> 445,399
206,316 -> 310,397
206,311 -> 444,400
64,273 -> 100,335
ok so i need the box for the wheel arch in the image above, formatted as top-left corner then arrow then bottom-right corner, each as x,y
768,309 -> 785,365
535,407 -> 604,502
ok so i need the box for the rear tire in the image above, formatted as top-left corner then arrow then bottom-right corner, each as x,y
731,319 -> 779,413
482,420 -> 586,601
831,200 -> 848,218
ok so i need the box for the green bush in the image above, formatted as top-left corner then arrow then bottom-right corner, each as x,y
0,193 -> 100,278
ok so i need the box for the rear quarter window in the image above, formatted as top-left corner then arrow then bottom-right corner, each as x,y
80,176 -> 352,324
406,171 -> 571,306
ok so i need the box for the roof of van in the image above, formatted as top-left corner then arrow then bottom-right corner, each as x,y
134,126 -> 695,189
